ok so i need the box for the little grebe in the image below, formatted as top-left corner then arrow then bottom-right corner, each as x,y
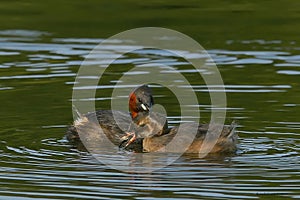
66,85 -> 166,151
66,85 -> 238,154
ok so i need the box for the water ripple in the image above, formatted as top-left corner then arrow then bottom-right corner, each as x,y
277,70 -> 300,75
1,32 -> 300,199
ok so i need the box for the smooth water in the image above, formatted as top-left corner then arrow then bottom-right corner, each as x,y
1,1 -> 300,199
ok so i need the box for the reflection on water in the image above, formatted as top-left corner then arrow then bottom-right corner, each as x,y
0,29 -> 299,199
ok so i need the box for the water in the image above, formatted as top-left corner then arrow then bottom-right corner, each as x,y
1,1 -> 300,199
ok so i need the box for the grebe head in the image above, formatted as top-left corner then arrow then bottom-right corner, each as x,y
129,85 -> 154,124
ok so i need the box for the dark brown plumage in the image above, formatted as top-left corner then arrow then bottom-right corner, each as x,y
66,84 -> 238,155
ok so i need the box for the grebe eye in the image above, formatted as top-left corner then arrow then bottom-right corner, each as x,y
137,98 -> 142,103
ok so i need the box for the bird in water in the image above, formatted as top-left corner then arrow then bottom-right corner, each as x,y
66,85 -> 238,154
66,85 -> 166,152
